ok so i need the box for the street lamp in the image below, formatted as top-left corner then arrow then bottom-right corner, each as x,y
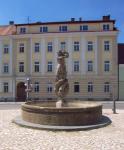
25,78 -> 33,101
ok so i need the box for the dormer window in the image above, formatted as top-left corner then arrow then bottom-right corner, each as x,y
103,24 -> 110,31
40,26 -> 48,32
80,25 -> 88,31
20,27 -> 26,34
59,26 -> 68,32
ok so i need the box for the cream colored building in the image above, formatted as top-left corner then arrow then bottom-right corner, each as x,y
0,16 -> 118,101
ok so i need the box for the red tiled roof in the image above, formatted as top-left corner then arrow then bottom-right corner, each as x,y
118,43 -> 124,64
0,25 -> 16,35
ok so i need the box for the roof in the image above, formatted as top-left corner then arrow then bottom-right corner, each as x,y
0,25 -> 16,36
15,20 -> 115,26
118,43 -> 124,64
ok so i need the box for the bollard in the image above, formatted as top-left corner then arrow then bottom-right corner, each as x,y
112,98 -> 116,114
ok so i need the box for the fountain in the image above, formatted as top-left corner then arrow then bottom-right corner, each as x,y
13,50 -> 111,130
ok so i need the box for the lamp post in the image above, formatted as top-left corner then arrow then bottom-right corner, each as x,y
25,78 -> 33,101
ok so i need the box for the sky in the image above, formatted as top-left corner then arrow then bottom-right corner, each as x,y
0,0 -> 124,42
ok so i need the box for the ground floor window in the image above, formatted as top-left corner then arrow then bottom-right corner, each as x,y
74,82 -> 80,93
34,82 -> 39,92
47,83 -> 53,93
88,82 -> 93,92
3,82 -> 9,93
104,82 -> 110,92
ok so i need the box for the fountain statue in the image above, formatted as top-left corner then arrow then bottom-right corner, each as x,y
55,50 -> 69,107
13,48 -> 111,130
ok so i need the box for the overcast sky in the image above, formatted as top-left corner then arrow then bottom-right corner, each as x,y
0,0 -> 123,42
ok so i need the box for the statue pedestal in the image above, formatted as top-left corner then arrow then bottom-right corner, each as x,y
56,100 -> 62,108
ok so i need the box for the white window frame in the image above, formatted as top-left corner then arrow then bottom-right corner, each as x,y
34,43 -> 40,52
3,63 -> 9,73
47,42 -> 53,52
104,41 -> 110,51
19,43 -> 25,53
104,61 -> 110,72
74,41 -> 80,51
47,83 -> 53,93
47,61 -> 53,72
59,26 -> 68,32
60,42 -> 66,51
87,61 -> 93,72
74,61 -> 79,72
88,82 -> 93,92
88,41 -> 93,51
3,82 -> 9,93
34,61 -> 40,72
19,62 -> 24,72
34,82 -> 39,93
3,44 -> 9,54
74,82 -> 80,93
104,82 -> 110,93
20,27 -> 26,34
103,24 -> 110,31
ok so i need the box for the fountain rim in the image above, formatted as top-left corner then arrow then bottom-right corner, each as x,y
21,100 -> 102,113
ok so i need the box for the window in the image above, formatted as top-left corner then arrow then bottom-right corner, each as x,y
74,41 -> 80,51
34,61 -> 40,72
3,82 -> 9,93
34,82 -> 39,92
74,61 -> 79,72
47,83 -> 53,93
104,41 -> 110,51
20,27 -> 26,34
104,82 -> 110,93
104,61 -> 110,72
103,24 -> 110,31
34,43 -> 40,52
3,63 -> 9,73
59,26 -> 68,32
47,42 -> 52,52
19,43 -> 24,53
19,62 -> 24,72
88,41 -> 93,51
74,82 -> 80,93
80,25 -> 88,31
3,45 -> 9,54
47,61 -> 53,72
88,82 -> 93,92
60,42 -> 66,51
88,61 -> 93,72
40,26 -> 48,32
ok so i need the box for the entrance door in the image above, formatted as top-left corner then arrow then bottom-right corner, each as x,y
16,82 -> 26,101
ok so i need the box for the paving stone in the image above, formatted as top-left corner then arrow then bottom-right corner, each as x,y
0,108 -> 124,150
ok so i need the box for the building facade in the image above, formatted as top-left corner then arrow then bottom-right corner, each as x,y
118,43 -> 124,100
0,16 -> 118,101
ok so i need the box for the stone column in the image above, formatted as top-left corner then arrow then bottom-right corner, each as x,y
54,37 -> 59,73
30,38 -> 33,75
9,38 -> 13,75
67,37 -> 72,75
12,78 -> 16,99
81,37 -> 86,74
41,38 -> 46,75
94,37 -> 98,74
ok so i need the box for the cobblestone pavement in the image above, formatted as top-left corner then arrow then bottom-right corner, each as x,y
0,108 -> 124,150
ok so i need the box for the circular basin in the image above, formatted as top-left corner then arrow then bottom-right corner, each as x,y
21,101 -> 102,126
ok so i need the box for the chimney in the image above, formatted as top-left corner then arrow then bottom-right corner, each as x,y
9,21 -> 14,25
71,18 -> 75,22
102,15 -> 110,21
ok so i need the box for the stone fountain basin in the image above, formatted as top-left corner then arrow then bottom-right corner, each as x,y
21,101 -> 102,126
